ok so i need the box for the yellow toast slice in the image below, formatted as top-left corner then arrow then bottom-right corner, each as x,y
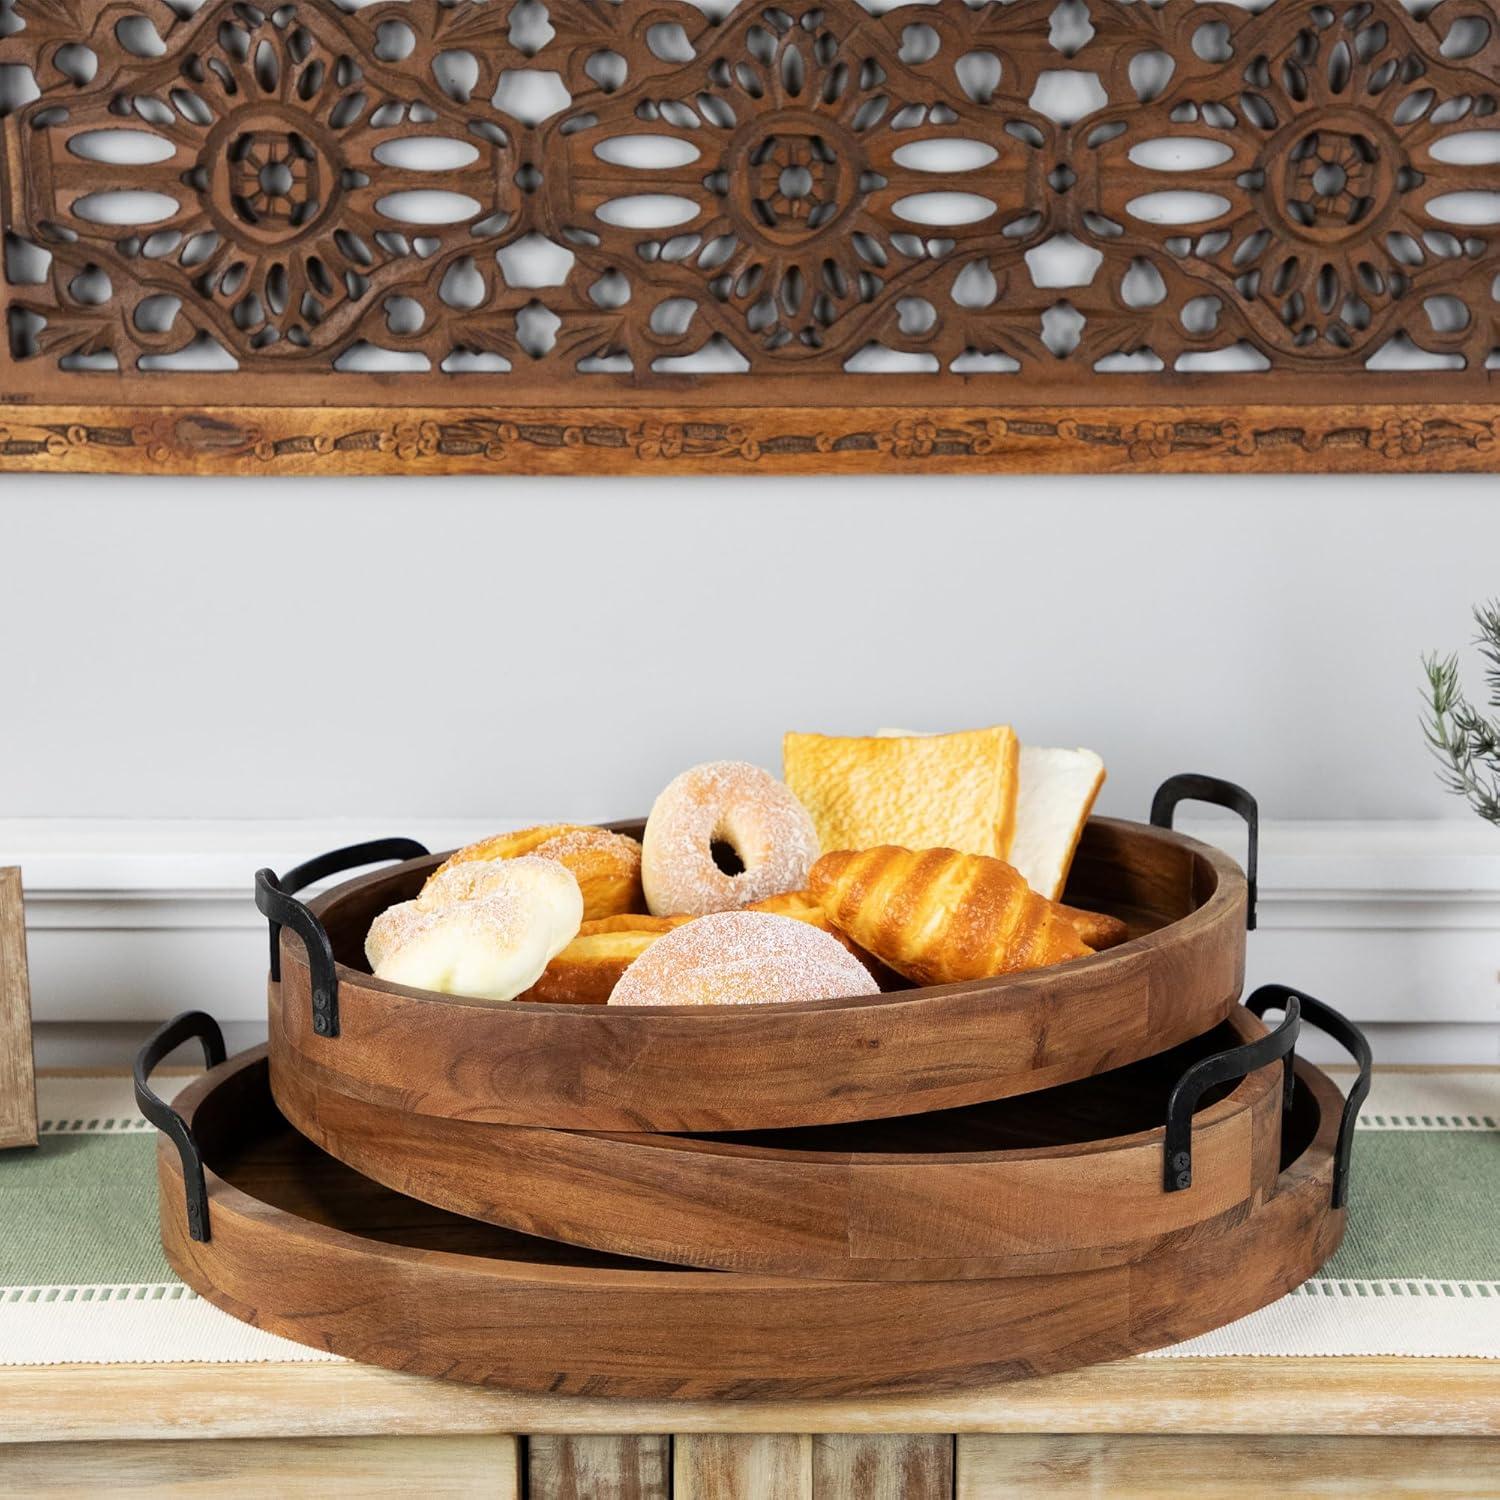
784,727 -> 1019,858
879,731 -> 1106,902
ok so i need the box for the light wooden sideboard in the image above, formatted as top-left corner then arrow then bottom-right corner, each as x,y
2,1355 -> 1497,1497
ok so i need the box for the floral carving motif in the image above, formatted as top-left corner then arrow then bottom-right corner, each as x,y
544,0 -> 1050,363
2,0 -> 1498,385
4,0 -> 532,369
5,402 -> 1500,472
1081,0 -> 1500,366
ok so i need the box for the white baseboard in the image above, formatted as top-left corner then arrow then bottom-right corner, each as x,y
3,816 -> 1498,1063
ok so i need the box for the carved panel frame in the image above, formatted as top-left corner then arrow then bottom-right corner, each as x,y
2,0 -> 1498,474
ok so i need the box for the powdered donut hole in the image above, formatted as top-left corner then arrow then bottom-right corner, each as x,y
641,761 -> 821,917
608,911 -> 877,1007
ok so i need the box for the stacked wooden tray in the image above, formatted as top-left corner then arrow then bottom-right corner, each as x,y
137,775 -> 1372,1398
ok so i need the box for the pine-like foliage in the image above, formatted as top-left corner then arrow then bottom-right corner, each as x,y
1423,601 -> 1500,824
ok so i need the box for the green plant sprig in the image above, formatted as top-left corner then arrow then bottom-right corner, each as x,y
1423,600 -> 1500,824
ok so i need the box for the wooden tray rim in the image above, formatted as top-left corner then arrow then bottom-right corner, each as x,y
270,1005 -> 1286,1279
170,1044 -> 1342,1293
373,1006 -> 1278,1171
298,813 -> 1245,1020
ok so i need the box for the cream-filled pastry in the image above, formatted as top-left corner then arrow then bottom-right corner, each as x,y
366,855 -> 582,1002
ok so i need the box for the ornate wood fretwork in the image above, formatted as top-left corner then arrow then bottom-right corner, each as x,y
2,0 -> 1498,473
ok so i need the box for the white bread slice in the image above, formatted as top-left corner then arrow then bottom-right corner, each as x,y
1009,746 -> 1106,902
877,731 -> 1105,901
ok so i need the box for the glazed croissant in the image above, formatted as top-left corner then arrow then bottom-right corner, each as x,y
808,846 -> 1093,986
1058,903 -> 1129,951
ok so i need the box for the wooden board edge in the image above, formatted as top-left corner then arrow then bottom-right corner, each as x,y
952,1432 -> 1500,1498
3,403 -> 1499,475
1,1358 -> 1496,1444
0,867 -> 37,1152
0,1433 -> 523,1498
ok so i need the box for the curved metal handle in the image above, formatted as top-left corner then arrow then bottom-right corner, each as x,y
133,1011 -> 226,1244
1163,998 -> 1301,1193
1151,773 -> 1259,931
255,838 -> 428,1040
1248,984 -> 1371,1210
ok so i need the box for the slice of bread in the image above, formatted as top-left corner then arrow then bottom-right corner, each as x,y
785,727 -> 1019,858
878,730 -> 1105,902
1009,746 -> 1106,902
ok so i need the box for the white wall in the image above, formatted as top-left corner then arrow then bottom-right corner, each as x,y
1,476 -> 1494,823
3,474 -> 1498,1066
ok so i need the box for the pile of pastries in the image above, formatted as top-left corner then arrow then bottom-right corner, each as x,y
365,727 -> 1128,1007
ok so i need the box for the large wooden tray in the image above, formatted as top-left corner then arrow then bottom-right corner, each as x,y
268,807 -> 1250,1132
273,1006 -> 1293,1281
148,1030 -> 1350,1399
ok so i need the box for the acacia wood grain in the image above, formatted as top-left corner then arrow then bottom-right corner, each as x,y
270,1010 -> 1285,1280
273,816 -> 1247,1132
155,1047 -> 1345,1399
0,868 -> 37,1151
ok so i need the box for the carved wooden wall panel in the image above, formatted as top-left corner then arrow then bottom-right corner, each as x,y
2,0 -> 1498,472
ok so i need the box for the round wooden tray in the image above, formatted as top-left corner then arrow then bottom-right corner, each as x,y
264,782 -> 1254,1131
143,1022 -> 1351,1400
273,1003 -> 1296,1281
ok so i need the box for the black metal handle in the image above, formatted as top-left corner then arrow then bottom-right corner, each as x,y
1247,984 -> 1371,1210
255,838 -> 429,1040
1151,773 -> 1259,931
133,1011 -> 226,1244
1163,998 -> 1301,1193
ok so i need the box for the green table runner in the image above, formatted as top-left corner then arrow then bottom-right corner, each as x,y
1,1070 -> 1495,1366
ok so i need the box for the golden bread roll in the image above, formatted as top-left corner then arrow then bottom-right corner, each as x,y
1059,903 -> 1129,951
426,824 -> 643,921
516,913 -> 692,1005
747,888 -> 840,927
367,856 -> 583,1001
569,912 -> 688,936
808,846 -> 1091,987
784,727 -> 1020,859
608,911 -> 877,1007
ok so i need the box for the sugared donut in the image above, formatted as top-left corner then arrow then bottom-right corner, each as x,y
424,824 -> 642,921
608,910 -> 875,1007
641,761 -> 819,917
367,856 -> 583,1002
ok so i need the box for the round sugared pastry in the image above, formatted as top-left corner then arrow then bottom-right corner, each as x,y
641,761 -> 820,917
366,856 -> 582,1002
608,910 -> 876,1007
424,824 -> 643,921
